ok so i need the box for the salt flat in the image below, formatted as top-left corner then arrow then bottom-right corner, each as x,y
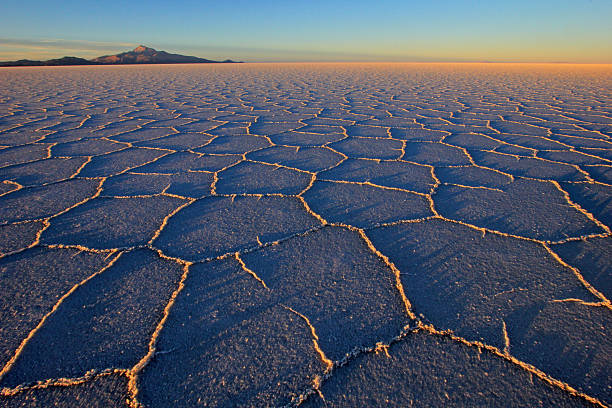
0,63 -> 610,407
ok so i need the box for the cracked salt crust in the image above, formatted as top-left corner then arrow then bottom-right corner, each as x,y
0,63 -> 610,407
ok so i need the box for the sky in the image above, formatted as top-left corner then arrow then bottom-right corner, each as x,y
1,0 -> 611,63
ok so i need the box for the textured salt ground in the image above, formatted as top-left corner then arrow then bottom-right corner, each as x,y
51,139 -> 125,157
246,146 -> 344,173
1,249 -> 184,387
240,227 -> 410,361
0,374 -> 129,408
40,196 -> 187,249
330,137 -> 403,160
133,132 -> 213,150
108,128 -> 177,144
153,195 -> 322,261
434,165 -> 513,189
268,130 -> 346,146
433,178 -> 606,241
1,157 -> 89,186
303,181 -> 431,228
0,221 -> 44,255
135,151 -> 241,173
0,63 -> 611,407
102,172 -> 214,199
367,219 -> 611,402
0,144 -> 51,168
214,161 -> 312,195
552,237 -> 612,299
0,178 -> 100,223
470,150 -> 589,181
0,248 -> 111,370
139,258 -> 326,407
303,331 -> 596,408
318,158 -> 435,193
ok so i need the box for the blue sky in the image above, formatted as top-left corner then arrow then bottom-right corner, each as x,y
1,0 -> 611,62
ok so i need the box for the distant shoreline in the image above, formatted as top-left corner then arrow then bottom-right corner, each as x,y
0,45 -> 241,67
0,61 -> 243,67
2,62 -> 610,67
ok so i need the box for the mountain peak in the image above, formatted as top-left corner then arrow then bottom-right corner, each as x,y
0,46 -> 242,66
133,45 -> 154,53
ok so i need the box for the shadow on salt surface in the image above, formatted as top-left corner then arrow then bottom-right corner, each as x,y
171,119 -> 224,133
583,165 -> 612,184
0,178 -> 99,223
302,116 -> 353,127
246,145 -> 344,173
303,331 -> 595,408
297,124 -> 345,135
134,132 -> 213,150
489,120 -> 549,137
0,221 -> 44,255
78,148 -> 168,178
444,132 -> 502,150
101,172 -> 214,198
470,150 -> 588,182
561,181 -> 612,227
552,237 -> 612,299
0,248 -> 110,372
268,130 -> 345,147
495,143 -> 547,157
205,123 -> 249,137
496,133 -> 569,150
194,134 -> 270,155
343,124 -> 388,138
50,138 -> 124,157
153,196 -> 322,261
249,121 -> 303,135
505,301 -> 611,404
214,161 -> 312,195
140,257 -> 325,408
319,157 -> 434,193
389,127 -> 447,142
101,173 -> 173,196
135,151 -> 241,173
402,141 -> 471,166
538,150 -> 609,166
434,165 -> 513,189
241,227 -> 410,361
303,180 -> 431,228
330,137 -> 402,160
107,127 -> 176,143
41,195 -> 186,249
141,227 -> 409,407
367,218 -> 611,403
0,144 -> 51,168
0,374 -> 128,408
1,157 -> 88,186
434,178 -> 605,241
0,249 -> 183,388
0,130 -> 48,146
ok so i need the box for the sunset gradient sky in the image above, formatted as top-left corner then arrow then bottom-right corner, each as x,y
1,0 -> 611,62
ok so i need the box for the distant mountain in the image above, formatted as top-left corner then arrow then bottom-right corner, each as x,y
92,45 -> 228,64
0,57 -> 95,67
0,46 -> 241,67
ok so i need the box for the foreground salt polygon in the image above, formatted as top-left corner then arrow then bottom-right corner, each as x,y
0,63 -> 610,407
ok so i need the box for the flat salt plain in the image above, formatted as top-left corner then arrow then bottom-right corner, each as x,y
0,63 -> 610,407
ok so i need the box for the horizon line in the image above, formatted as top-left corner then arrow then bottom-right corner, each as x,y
1,42 -> 611,65
2,59 -> 612,66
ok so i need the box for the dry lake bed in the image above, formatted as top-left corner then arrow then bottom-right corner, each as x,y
0,63 -> 610,407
